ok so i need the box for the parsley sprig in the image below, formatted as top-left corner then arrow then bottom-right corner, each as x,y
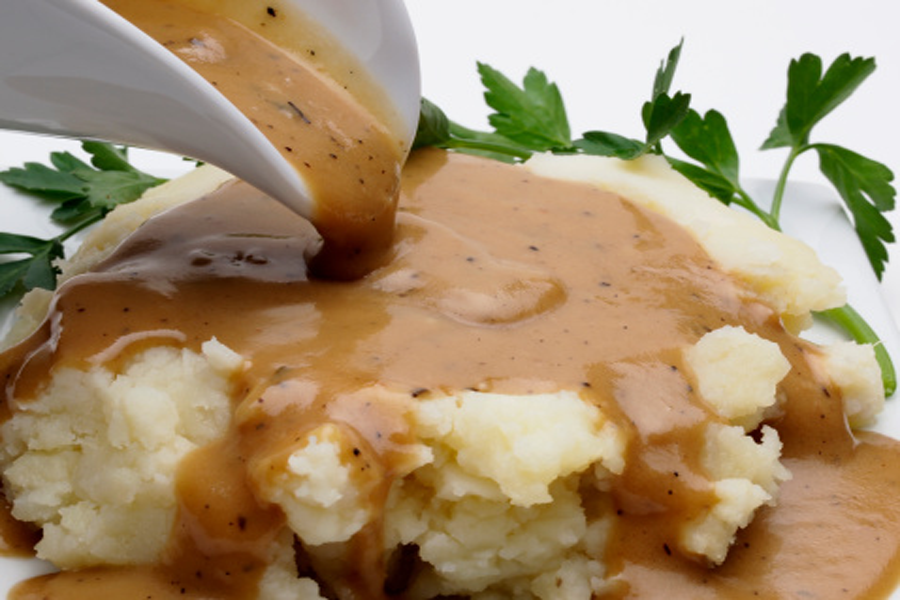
415,42 -> 897,396
0,141 -> 166,296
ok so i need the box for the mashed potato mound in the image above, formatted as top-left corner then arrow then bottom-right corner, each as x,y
682,423 -> 790,564
384,389 -> 623,599
258,422 -> 385,546
0,338 -> 242,567
815,340 -> 885,428
258,530 -> 328,600
412,390 -> 625,506
685,325 -> 791,431
0,157 -> 888,597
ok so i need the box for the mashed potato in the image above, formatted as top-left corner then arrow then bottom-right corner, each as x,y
0,338 -> 242,567
0,154 -> 886,599
382,389 -> 624,598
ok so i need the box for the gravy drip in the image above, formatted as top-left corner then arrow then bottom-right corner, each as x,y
3,150 -> 900,598
100,0 -> 405,279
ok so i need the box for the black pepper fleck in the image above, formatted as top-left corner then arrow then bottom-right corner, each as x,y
286,101 -> 311,124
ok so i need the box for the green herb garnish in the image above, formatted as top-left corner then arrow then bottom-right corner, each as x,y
415,42 -> 897,396
0,141 -> 166,296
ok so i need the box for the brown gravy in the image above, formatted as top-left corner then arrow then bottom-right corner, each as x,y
2,149 -> 899,598
100,0 -> 407,279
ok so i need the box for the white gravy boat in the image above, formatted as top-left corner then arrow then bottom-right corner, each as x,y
0,0 -> 421,218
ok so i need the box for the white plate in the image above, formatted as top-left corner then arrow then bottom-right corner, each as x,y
0,133 -> 898,597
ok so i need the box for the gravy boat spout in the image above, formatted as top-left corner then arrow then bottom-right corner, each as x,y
0,0 -> 421,218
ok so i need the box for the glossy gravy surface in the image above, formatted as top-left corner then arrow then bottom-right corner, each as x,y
2,150 -> 900,598
100,0 -> 406,278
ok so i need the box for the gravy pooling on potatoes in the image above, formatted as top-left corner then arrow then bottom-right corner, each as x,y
2,150 -> 900,599
100,0 -> 407,279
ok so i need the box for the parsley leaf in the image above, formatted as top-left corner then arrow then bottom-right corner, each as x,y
577,40 -> 690,160
758,53 -> 895,279
641,92 -> 692,155
575,131 -> 647,160
666,108 -> 781,229
0,161 -> 87,203
575,91 -> 690,160
0,141 -> 166,222
651,40 -> 685,101
413,64 -> 577,161
762,53 -> 876,150
413,98 -> 539,162
814,143 -> 896,278
478,63 -> 571,152
669,109 -> 740,194
414,98 -> 453,150
0,141 -> 167,297
0,234 -> 63,296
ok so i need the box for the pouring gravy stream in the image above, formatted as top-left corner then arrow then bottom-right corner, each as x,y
102,0 -> 408,280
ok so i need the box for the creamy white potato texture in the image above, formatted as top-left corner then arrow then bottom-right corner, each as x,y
0,155 -> 885,599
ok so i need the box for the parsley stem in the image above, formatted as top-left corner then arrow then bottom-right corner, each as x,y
769,145 -> 804,227
58,211 -> 106,243
444,138 -> 534,160
733,189 -> 781,230
817,304 -> 897,397
446,123 -> 535,161
759,143 -> 896,398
